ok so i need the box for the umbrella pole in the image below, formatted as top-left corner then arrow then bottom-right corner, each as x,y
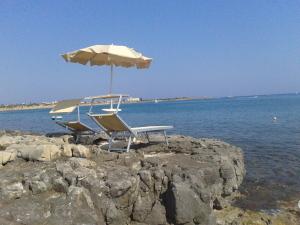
110,64 -> 113,94
110,64 -> 113,109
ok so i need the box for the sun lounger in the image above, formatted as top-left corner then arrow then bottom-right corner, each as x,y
50,99 -> 96,142
55,120 -> 95,133
88,112 -> 173,152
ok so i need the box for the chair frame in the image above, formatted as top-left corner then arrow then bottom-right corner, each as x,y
87,94 -> 128,114
52,103 -> 96,143
88,112 -> 172,152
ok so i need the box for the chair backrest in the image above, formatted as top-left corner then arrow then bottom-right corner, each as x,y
90,113 -> 132,133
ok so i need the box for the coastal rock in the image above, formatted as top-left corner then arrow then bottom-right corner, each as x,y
0,135 -> 16,148
0,151 -> 16,165
132,194 -> 153,222
215,204 -> 300,225
165,181 -> 215,225
69,157 -> 97,168
72,144 -> 91,158
52,176 -> 69,193
0,182 -> 25,200
0,132 -> 246,225
61,144 -> 73,157
7,144 -> 61,161
144,200 -> 167,225
0,194 -> 53,224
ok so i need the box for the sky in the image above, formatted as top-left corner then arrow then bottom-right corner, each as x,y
0,0 -> 299,104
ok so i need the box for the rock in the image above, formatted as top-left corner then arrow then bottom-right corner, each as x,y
0,151 -> 16,165
60,135 -> 73,143
7,144 -> 61,161
76,135 -> 96,145
52,177 -> 69,193
22,169 -> 55,195
61,144 -> 73,157
67,186 -> 94,209
215,205 -> 300,225
0,217 -> 20,225
56,161 -> 73,177
69,157 -> 96,168
138,170 -> 153,191
0,132 -> 247,225
42,186 -> 100,225
144,201 -> 167,225
97,151 -> 119,161
0,182 -> 25,200
165,181 -> 215,225
132,194 -> 153,222
46,193 -> 100,225
153,169 -> 166,195
72,145 -> 91,158
107,172 -> 133,198
56,160 -> 98,187
118,153 -> 142,171
220,164 -> 235,180
29,180 -> 49,194
0,194 -> 52,224
0,135 -> 16,147
106,201 -> 128,225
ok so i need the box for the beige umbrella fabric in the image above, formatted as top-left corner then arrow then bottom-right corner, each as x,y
62,44 -> 152,68
62,44 -> 152,93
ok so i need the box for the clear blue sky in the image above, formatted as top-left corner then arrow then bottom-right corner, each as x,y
0,0 -> 299,104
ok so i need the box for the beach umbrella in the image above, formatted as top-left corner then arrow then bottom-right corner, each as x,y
61,44 -> 152,94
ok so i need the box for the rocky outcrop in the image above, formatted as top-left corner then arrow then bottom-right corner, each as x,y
0,151 -> 16,165
0,132 -> 245,225
0,132 -> 92,164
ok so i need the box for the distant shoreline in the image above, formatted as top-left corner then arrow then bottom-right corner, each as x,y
2,92 -> 299,113
0,97 -> 210,113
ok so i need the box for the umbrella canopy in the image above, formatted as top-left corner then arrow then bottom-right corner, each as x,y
62,44 -> 152,69
61,44 -> 152,94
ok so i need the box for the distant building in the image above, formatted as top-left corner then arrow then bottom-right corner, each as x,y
127,97 -> 141,102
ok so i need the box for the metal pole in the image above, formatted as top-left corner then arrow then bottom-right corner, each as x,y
110,64 -> 113,94
77,105 -> 80,122
116,95 -> 122,112
110,64 -> 113,109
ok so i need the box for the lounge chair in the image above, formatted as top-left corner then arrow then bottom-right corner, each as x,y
50,99 -> 96,142
88,112 -> 173,152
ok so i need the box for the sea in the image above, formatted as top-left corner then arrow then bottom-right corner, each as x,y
1,94 -> 299,210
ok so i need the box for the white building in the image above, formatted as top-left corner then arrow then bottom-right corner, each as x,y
127,97 -> 141,102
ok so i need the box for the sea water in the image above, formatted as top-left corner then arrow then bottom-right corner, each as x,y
1,94 -> 300,210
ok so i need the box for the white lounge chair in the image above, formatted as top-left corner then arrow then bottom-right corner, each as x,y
50,99 -> 96,142
88,112 -> 173,152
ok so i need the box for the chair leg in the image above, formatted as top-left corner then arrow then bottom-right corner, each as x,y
108,134 -> 114,152
75,135 -> 79,144
163,131 -> 169,146
126,136 -> 132,152
145,132 -> 150,143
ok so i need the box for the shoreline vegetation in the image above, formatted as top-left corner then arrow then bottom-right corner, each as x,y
0,97 -> 211,112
